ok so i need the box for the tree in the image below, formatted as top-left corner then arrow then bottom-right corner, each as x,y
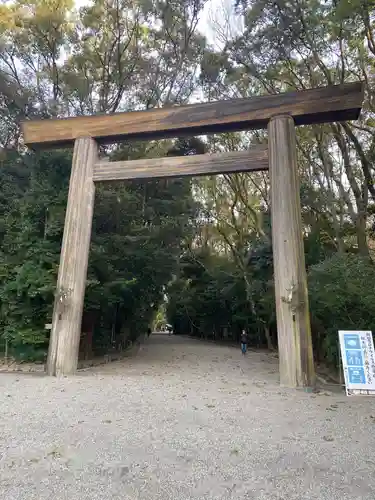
200,0 -> 375,256
308,253 -> 375,365
0,0 -> 208,360
0,0 -> 207,142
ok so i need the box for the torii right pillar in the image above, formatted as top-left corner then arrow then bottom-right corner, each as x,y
268,114 -> 315,388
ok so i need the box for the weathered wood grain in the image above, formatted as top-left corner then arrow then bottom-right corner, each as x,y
46,137 -> 98,376
22,82 -> 364,148
93,147 -> 268,182
268,115 -> 315,388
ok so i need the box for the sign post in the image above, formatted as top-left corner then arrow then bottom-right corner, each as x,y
338,330 -> 375,396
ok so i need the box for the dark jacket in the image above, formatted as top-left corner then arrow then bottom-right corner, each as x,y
241,332 -> 248,344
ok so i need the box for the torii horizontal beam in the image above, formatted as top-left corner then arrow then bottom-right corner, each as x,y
22,82 -> 364,149
93,147 -> 268,182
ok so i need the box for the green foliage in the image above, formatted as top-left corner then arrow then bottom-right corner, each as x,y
1,0 -> 375,374
0,150 -> 70,355
167,240 -> 275,346
0,138 -> 199,360
167,216 -> 375,362
308,254 -> 375,365
167,251 -> 243,339
153,303 -> 166,330
0,0 -> 206,361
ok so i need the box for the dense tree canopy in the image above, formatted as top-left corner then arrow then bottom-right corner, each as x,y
0,0 -> 374,370
168,0 -> 375,368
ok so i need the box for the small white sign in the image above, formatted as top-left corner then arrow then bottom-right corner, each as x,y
45,323 -> 52,330
338,330 -> 375,396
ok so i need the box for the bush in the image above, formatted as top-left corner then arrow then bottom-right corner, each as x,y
308,253 -> 375,366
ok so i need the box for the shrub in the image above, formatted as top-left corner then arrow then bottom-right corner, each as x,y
308,253 -> 375,366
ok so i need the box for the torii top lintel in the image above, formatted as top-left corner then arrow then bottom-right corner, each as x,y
21,82 -> 364,149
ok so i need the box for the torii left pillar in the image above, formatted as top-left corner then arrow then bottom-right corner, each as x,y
46,137 -> 98,376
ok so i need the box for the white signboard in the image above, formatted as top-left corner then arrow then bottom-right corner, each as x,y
338,330 -> 375,396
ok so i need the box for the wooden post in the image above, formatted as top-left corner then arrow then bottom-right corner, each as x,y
268,115 -> 315,388
46,137 -> 98,376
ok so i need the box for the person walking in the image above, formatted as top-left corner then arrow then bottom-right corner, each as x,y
240,329 -> 248,355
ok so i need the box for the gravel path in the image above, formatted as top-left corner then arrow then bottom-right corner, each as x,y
1,333 -> 375,500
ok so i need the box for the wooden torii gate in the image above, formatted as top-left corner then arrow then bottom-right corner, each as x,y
21,82 -> 364,387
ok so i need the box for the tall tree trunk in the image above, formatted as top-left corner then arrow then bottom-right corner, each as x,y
264,325 -> 274,351
356,211 -> 370,257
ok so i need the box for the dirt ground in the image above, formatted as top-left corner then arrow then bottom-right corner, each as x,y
1,333 -> 375,500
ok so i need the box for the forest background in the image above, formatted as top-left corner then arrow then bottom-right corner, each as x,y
0,0 -> 374,370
